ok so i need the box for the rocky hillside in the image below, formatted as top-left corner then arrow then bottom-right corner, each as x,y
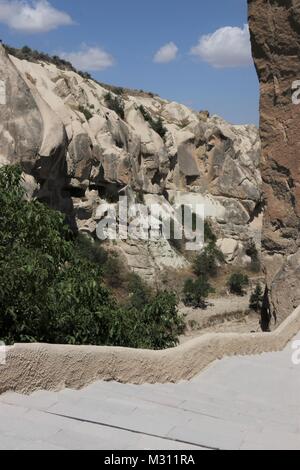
0,44 -> 262,281
249,0 -> 300,326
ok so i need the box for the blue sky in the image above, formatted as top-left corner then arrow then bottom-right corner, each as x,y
0,0 -> 259,124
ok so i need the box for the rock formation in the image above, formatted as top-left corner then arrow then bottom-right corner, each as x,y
0,44 -> 262,282
249,0 -> 300,326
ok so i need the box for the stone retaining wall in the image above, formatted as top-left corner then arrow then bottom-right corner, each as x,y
1,306 -> 299,395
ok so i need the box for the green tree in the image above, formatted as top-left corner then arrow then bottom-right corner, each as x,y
127,273 -> 152,310
183,276 -> 215,309
249,284 -> 263,312
246,240 -> 261,273
74,233 -> 108,265
139,292 -> 184,349
193,242 -> 225,278
103,254 -> 125,288
228,273 -> 249,296
204,221 -> 217,244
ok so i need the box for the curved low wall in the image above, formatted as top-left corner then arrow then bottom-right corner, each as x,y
1,305 -> 300,395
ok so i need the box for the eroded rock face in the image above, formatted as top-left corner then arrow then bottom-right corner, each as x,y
0,44 -> 262,281
249,0 -> 300,325
0,46 -> 43,168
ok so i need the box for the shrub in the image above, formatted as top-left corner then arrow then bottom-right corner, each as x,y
108,291 -> 185,349
139,105 -> 167,139
193,242 -> 225,278
79,71 -> 92,80
103,254 -> 125,288
246,240 -> 261,273
74,234 -> 108,265
204,221 -> 217,244
152,117 -> 167,139
141,292 -> 185,349
249,284 -> 264,312
78,105 -> 93,121
113,87 -> 125,96
127,273 -> 152,310
183,276 -> 215,309
228,273 -> 249,296
105,92 -> 125,119
0,165 -> 183,349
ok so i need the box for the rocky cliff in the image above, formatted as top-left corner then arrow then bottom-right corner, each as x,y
249,0 -> 300,327
0,44 -> 262,282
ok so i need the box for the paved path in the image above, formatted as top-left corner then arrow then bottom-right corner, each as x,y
1,333 -> 300,450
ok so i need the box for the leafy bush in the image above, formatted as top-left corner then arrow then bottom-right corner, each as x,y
139,105 -> 167,139
105,92 -> 125,119
140,292 -> 185,349
193,242 -> 225,278
78,105 -> 93,121
110,292 -> 184,349
74,234 -> 108,265
204,221 -> 217,244
183,276 -> 215,309
152,117 -> 167,139
192,222 -> 224,278
103,254 -> 126,289
127,273 -> 152,310
228,273 -> 249,296
113,87 -> 125,96
79,71 -> 92,80
0,165 -> 183,349
246,240 -> 261,273
249,284 -> 263,312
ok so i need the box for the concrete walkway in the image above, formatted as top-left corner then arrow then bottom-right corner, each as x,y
0,333 -> 300,450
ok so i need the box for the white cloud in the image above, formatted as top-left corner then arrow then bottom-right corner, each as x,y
190,24 -> 252,68
61,45 -> 115,72
154,42 -> 178,64
0,0 -> 74,33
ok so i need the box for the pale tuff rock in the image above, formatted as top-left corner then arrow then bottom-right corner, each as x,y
21,173 -> 40,201
0,44 -> 262,279
0,80 -> 6,105
0,46 -> 43,168
217,239 -> 240,263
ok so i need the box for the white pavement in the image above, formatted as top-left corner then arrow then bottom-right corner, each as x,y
1,333 -> 300,450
